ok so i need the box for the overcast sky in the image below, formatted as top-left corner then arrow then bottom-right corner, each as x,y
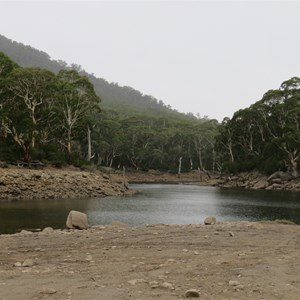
1,1 -> 300,121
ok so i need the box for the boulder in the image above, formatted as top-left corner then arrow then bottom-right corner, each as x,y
267,171 -> 292,182
253,180 -> 268,189
66,210 -> 89,230
204,216 -> 216,225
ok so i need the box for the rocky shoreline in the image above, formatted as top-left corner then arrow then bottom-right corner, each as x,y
0,166 -> 132,201
125,170 -> 300,192
0,167 -> 299,202
216,171 -> 300,192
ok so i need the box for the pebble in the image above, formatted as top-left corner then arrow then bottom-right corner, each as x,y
150,281 -> 159,288
22,259 -> 34,267
185,289 -> 200,298
19,230 -> 33,236
43,227 -> 54,232
229,231 -> 235,237
13,262 -> 22,267
166,258 -> 176,264
40,288 -> 57,294
161,282 -> 175,290
128,279 -> 147,285
234,284 -> 244,291
229,280 -> 239,286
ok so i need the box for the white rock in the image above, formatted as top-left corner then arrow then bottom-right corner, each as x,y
204,216 -> 217,225
22,259 -> 34,267
161,282 -> 175,290
229,280 -> 239,286
128,279 -> 147,285
86,255 -> 93,261
19,230 -> 33,235
40,288 -> 57,294
66,210 -> 89,230
42,227 -> 54,233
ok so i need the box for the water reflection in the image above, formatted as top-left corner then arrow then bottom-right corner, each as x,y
0,184 -> 299,234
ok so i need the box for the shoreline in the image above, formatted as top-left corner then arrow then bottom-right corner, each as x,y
124,170 -> 300,192
0,166 -> 133,201
1,221 -> 299,299
0,167 -> 299,202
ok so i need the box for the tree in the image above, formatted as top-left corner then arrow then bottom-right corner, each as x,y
1,68 -> 56,162
55,69 -> 100,161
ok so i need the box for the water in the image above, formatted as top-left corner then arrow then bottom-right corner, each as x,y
0,184 -> 299,234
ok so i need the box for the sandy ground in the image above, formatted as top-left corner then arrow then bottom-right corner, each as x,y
0,221 -> 300,300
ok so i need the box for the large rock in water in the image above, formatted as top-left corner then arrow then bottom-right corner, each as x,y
66,210 -> 89,229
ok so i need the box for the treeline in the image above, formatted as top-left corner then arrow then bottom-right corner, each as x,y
95,110 -> 218,172
0,52 -> 219,172
216,77 -> 300,176
2,32 -> 299,176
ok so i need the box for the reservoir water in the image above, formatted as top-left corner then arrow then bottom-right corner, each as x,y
0,184 -> 299,234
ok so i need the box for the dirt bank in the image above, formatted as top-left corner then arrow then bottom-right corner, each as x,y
0,166 -> 131,201
0,221 -> 299,300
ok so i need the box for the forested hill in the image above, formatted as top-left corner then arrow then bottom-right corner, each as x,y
0,34 -> 219,173
0,34 -> 189,117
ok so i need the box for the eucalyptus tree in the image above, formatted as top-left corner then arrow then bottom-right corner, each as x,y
217,77 -> 300,175
1,67 -> 56,162
55,69 -> 100,161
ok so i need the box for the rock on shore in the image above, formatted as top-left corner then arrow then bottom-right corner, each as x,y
0,167 -> 131,201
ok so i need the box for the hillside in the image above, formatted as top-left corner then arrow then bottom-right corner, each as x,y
0,34 -> 191,118
0,35 -> 219,172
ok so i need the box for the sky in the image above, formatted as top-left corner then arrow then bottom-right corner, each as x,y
1,1 -> 300,121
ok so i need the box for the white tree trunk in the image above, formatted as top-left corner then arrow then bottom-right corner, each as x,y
178,156 -> 182,178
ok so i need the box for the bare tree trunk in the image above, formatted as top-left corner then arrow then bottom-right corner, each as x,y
212,147 -> 216,172
190,158 -> 193,170
86,126 -> 93,162
198,167 -> 202,182
178,156 -> 182,178
228,140 -> 234,162
67,129 -> 72,162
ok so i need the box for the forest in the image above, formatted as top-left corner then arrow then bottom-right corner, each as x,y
0,33 -> 299,176
0,51 -> 218,172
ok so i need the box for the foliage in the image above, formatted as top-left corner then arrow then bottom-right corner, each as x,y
216,77 -> 300,175
0,51 -> 219,170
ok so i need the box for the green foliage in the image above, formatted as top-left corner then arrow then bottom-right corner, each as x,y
217,77 -> 300,175
0,52 -> 219,170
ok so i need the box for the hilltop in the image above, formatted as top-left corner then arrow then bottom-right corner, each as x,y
0,34 -> 198,118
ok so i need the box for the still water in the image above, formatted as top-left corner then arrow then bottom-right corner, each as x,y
0,184 -> 300,234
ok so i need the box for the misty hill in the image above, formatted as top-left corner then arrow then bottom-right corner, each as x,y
0,34 -> 196,119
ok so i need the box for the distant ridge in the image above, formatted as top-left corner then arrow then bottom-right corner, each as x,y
0,34 -> 184,117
